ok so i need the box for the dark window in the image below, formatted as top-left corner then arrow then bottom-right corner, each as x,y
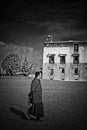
74,68 -> 79,75
49,55 -> 54,64
61,68 -> 65,73
60,56 -> 65,64
73,56 -> 79,64
74,44 -> 79,52
50,69 -> 54,75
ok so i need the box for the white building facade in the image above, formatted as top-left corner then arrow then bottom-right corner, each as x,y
42,41 -> 87,81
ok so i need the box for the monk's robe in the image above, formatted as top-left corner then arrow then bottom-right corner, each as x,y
30,78 -> 44,118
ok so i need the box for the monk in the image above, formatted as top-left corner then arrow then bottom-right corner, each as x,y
27,71 -> 44,121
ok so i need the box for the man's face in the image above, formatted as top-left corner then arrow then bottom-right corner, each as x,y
37,73 -> 41,79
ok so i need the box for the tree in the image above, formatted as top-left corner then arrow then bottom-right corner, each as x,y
2,53 -> 21,75
21,57 -> 33,76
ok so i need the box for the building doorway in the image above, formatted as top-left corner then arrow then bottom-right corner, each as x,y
49,69 -> 54,80
59,67 -> 65,80
73,67 -> 79,80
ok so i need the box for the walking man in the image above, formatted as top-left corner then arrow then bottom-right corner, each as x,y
27,71 -> 44,121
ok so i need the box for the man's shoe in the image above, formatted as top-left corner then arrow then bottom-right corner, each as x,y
25,113 -> 30,120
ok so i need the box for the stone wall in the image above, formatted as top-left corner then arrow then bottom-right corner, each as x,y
43,63 -> 87,81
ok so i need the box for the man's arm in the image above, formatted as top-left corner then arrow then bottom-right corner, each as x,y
30,79 -> 38,93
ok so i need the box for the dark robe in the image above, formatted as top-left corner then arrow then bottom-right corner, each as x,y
29,77 -> 44,118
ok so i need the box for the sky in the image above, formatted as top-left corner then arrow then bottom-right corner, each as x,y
0,0 -> 87,49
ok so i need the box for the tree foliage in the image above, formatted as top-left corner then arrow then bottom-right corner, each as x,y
2,53 -> 21,75
21,57 -> 33,76
0,43 -> 43,76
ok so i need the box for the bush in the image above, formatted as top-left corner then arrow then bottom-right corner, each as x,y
2,53 -> 21,76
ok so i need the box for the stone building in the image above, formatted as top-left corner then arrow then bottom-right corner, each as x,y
42,40 -> 87,81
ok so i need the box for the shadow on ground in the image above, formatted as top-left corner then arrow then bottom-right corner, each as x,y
9,107 -> 28,120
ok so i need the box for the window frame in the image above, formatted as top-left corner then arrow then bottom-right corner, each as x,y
50,69 -> 54,75
61,68 -> 65,74
47,54 -> 55,64
74,44 -> 79,52
74,68 -> 79,75
60,56 -> 66,64
73,55 -> 79,64
49,55 -> 54,64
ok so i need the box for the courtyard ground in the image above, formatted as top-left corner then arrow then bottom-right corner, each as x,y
0,76 -> 87,130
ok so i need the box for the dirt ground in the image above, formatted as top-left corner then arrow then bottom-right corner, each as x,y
0,76 -> 87,130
